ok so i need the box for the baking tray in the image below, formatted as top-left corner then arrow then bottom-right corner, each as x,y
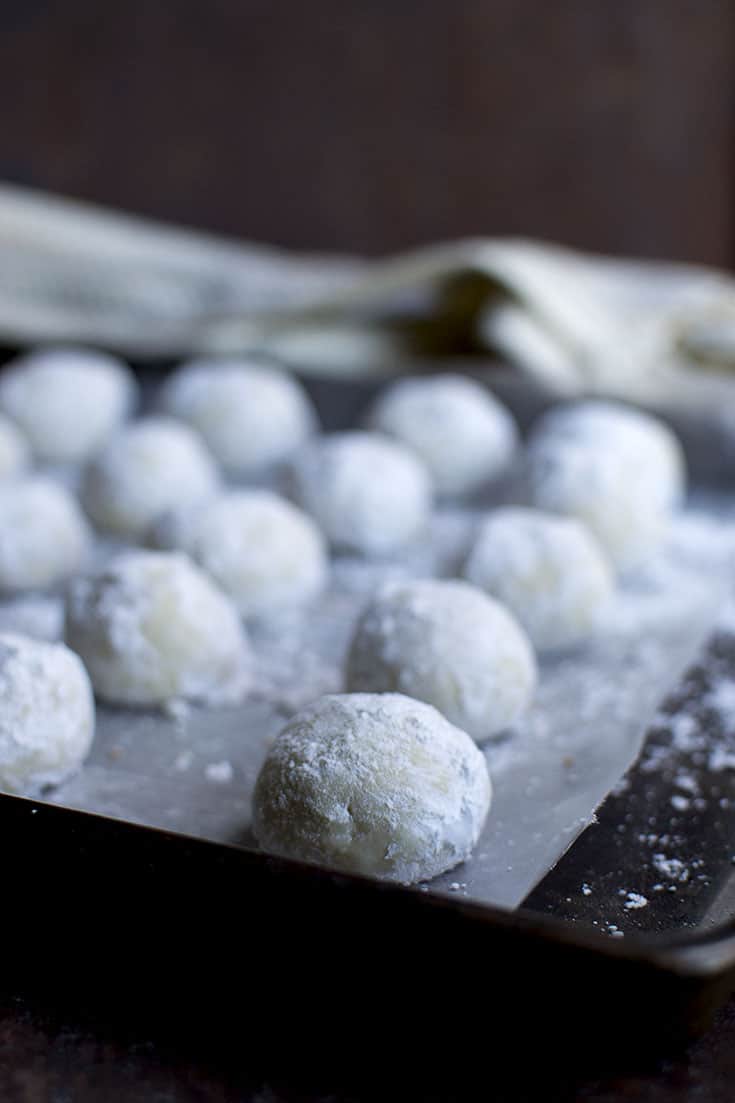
4,363 -> 735,1082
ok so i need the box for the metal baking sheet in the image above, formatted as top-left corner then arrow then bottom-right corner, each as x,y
19,480 -> 735,914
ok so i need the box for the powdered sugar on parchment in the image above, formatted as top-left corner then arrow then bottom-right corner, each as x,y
48,490 -> 735,914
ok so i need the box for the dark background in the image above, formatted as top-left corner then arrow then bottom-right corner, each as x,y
0,0 -> 732,265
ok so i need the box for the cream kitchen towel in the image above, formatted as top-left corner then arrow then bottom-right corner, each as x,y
1,181 -> 735,411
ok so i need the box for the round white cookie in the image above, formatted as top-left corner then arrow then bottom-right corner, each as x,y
0,478 -> 91,592
345,579 -> 536,740
0,633 -> 94,793
65,550 -> 252,707
81,417 -> 219,538
0,346 -> 136,462
525,400 -> 685,569
159,359 -> 317,475
0,414 -> 30,480
290,431 -> 431,556
534,400 -> 684,504
464,507 -> 614,651
368,373 -> 518,496
149,489 -> 328,619
252,692 -> 491,884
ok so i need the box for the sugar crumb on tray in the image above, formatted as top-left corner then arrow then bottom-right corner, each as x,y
205,760 -> 234,784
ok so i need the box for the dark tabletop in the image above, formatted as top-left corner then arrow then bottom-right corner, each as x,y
2,991 -> 735,1103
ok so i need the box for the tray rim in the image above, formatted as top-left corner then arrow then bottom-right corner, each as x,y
10,786 -> 735,981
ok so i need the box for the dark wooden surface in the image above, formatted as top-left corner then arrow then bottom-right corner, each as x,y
2,991 -> 735,1101
0,1 -> 732,265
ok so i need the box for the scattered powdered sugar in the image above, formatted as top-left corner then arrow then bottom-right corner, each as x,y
248,604 -> 345,713
46,482 -> 735,914
709,746 -> 735,772
174,750 -> 194,772
163,697 -> 191,723
652,854 -> 690,883
618,508 -> 735,927
669,712 -> 700,753
328,510 -> 477,594
205,760 -> 234,784
707,679 -> 735,717
622,892 -> 648,910
673,772 -> 698,794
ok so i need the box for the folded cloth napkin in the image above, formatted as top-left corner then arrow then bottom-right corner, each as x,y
1,181 -> 735,412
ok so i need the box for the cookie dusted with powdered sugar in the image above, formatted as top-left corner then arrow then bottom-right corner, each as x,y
464,507 -> 614,651
290,431 -> 431,556
0,633 -> 94,793
252,692 -> 491,884
525,400 -> 685,569
65,550 -> 252,708
0,347 -> 137,463
0,478 -> 91,593
81,417 -> 219,538
345,579 -> 536,741
149,489 -> 328,619
368,374 -> 517,497
159,359 -> 317,476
